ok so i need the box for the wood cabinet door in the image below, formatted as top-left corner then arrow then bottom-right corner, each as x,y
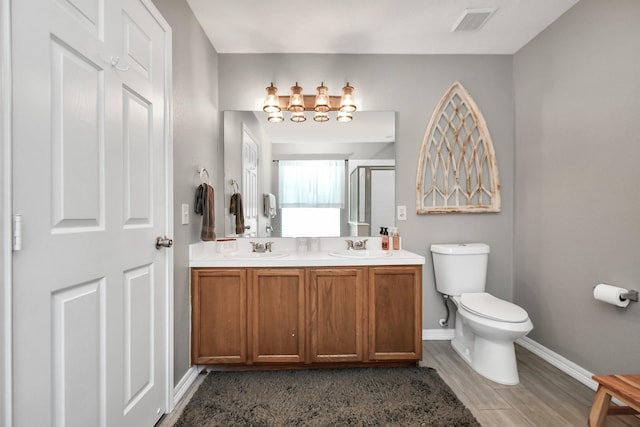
191,268 -> 247,364
368,265 -> 422,361
308,268 -> 365,363
249,268 -> 306,363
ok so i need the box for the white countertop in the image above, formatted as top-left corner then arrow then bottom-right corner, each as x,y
189,237 -> 425,268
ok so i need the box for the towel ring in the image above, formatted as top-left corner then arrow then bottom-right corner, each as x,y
230,179 -> 239,193
198,168 -> 210,184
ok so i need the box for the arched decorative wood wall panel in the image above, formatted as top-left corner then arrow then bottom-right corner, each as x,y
416,81 -> 501,214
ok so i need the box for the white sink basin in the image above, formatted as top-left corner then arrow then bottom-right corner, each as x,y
224,251 -> 289,260
328,250 -> 393,259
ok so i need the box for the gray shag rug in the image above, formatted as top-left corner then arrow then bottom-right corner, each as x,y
174,367 -> 480,426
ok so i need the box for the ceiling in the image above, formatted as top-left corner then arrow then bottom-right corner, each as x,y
186,0 -> 580,55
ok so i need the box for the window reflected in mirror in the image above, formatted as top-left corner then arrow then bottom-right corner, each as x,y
278,160 -> 345,237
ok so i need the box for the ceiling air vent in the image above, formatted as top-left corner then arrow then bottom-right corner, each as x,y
451,8 -> 497,32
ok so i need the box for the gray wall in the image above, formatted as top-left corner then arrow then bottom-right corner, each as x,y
218,54 -> 515,330
514,0 -> 640,373
151,0 -> 220,386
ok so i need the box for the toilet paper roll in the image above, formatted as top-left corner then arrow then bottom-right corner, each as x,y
593,284 -> 630,308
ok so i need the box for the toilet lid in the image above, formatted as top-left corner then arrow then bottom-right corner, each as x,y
460,293 -> 529,323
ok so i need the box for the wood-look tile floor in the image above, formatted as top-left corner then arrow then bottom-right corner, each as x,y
421,341 -> 640,427
157,341 -> 640,427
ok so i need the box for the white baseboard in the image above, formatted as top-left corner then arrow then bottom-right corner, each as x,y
516,336 -> 598,392
423,328 -> 455,341
425,331 -> 604,396
173,366 -> 200,405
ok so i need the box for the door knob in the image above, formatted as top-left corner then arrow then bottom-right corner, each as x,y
155,236 -> 173,249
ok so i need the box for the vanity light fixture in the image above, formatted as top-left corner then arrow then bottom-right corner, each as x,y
336,110 -> 353,122
339,82 -> 356,113
263,83 -> 280,113
262,82 -> 357,122
314,110 -> 330,122
314,82 -> 330,112
287,82 -> 305,113
267,110 -> 284,123
290,110 -> 307,123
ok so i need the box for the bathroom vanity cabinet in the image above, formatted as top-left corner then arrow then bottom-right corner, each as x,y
249,268 -> 306,364
190,265 -> 422,368
308,267 -> 365,363
368,266 -> 422,361
190,268 -> 247,364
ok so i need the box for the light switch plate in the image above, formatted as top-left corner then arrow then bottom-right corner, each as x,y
397,205 -> 407,221
181,203 -> 189,225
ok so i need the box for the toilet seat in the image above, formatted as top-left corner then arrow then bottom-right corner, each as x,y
459,293 -> 528,323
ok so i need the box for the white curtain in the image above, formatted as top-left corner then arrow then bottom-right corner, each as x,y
278,160 -> 345,208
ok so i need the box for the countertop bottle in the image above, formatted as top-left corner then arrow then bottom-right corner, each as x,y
381,227 -> 389,250
392,227 -> 400,250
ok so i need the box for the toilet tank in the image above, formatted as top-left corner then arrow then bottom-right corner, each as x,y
430,243 -> 490,296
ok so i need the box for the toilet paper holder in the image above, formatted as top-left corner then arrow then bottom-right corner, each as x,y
620,290 -> 638,302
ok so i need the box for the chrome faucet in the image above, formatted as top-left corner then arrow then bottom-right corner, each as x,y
345,239 -> 368,250
250,241 -> 273,253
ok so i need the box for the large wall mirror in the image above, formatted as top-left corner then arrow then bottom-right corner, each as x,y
223,111 -> 396,238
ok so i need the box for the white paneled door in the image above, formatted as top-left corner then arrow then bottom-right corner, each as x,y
241,125 -> 258,236
11,0 -> 172,426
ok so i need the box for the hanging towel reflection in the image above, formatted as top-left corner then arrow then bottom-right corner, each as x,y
264,193 -> 277,218
230,192 -> 245,235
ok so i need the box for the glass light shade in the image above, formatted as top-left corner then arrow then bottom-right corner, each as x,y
340,83 -> 356,113
290,111 -> 306,122
263,83 -> 280,113
287,82 -> 305,113
336,110 -> 352,122
314,82 -> 330,113
267,111 -> 284,122
313,111 -> 329,122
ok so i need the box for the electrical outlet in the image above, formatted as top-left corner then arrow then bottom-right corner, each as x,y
181,203 -> 189,225
397,205 -> 407,221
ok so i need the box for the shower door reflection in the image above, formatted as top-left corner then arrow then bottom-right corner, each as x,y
349,166 -> 395,237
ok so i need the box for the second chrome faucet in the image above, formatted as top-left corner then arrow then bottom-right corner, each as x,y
250,241 -> 273,253
345,239 -> 368,250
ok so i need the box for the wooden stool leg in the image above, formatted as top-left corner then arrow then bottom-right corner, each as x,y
589,385 -> 612,427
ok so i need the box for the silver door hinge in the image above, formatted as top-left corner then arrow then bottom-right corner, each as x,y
13,214 -> 22,251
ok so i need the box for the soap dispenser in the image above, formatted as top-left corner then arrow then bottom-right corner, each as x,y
381,227 -> 389,250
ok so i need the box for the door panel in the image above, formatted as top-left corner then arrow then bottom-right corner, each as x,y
123,264 -> 153,413
52,278 -> 105,427
124,18 -> 151,73
122,87 -> 152,226
56,0 -> 103,38
50,37 -> 104,231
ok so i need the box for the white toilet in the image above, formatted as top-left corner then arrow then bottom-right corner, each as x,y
430,243 -> 533,385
